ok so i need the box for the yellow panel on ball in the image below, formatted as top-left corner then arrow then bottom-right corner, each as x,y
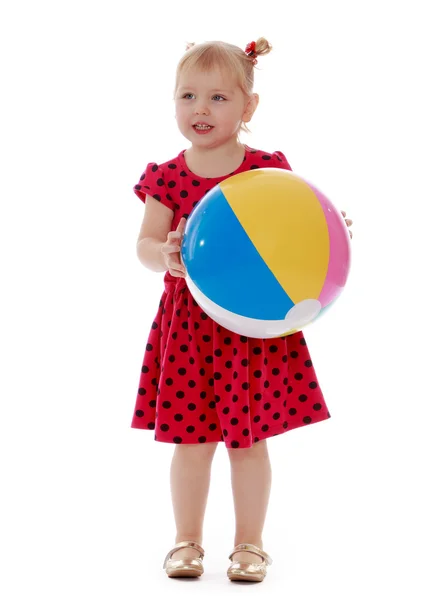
219,169 -> 330,304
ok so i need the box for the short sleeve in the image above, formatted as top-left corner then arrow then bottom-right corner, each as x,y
133,162 -> 175,211
272,150 -> 292,171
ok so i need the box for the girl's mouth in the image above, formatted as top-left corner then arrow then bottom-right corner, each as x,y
193,124 -> 214,134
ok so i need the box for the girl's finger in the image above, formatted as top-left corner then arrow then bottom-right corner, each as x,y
169,261 -> 185,271
162,244 -> 181,254
169,269 -> 186,278
177,217 -> 187,233
168,231 -> 182,241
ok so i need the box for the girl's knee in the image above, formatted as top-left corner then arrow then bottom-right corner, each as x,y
175,441 -> 218,461
227,439 -> 268,461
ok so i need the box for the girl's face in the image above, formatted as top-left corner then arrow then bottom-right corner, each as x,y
175,68 -> 257,148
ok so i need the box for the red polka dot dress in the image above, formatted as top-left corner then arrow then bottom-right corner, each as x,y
131,145 -> 331,449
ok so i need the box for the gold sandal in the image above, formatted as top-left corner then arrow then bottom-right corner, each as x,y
227,543 -> 272,582
163,540 -> 205,578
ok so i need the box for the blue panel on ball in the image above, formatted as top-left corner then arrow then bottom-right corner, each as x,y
181,185 -> 294,320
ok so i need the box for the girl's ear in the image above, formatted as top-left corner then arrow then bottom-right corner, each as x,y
243,93 -> 259,123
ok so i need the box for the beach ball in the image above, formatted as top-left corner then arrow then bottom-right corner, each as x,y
180,168 -> 351,339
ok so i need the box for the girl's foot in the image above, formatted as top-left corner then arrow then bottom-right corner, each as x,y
163,541 -> 205,578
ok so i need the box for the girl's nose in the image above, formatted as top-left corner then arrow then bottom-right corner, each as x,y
195,104 -> 209,115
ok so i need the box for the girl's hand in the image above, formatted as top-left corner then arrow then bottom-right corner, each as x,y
341,211 -> 353,239
161,217 -> 187,278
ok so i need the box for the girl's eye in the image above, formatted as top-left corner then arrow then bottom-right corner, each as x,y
182,94 -> 225,101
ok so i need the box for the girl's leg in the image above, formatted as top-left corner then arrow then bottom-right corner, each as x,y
227,439 -> 272,564
169,441 -> 218,560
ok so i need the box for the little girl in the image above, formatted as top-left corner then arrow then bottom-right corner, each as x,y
132,37 -> 353,583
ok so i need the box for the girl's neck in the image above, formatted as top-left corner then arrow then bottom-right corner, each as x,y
184,140 -> 246,178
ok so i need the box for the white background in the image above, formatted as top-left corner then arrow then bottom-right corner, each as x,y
1,0 -> 425,598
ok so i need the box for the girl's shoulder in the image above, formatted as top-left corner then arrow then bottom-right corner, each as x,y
148,150 -> 185,175
244,145 -> 292,171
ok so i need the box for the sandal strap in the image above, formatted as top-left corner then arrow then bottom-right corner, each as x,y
163,540 -> 205,569
228,543 -> 273,566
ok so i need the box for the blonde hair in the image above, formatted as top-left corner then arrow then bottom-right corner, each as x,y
173,38 -> 272,134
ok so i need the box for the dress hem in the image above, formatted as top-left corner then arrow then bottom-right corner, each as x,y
130,413 -> 331,449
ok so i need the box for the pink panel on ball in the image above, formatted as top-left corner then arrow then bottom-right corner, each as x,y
304,181 -> 351,307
